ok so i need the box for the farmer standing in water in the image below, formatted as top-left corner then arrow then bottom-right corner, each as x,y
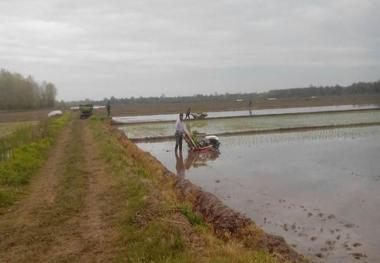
175,113 -> 187,153
248,100 -> 253,116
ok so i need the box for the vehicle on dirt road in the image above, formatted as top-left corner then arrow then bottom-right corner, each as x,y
79,104 -> 94,119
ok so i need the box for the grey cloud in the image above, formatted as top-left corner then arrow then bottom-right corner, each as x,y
0,0 -> 379,100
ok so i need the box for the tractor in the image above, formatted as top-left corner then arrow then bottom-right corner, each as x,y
79,104 -> 94,119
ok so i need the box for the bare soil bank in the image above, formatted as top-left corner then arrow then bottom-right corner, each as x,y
111,125 -> 307,262
111,95 -> 380,116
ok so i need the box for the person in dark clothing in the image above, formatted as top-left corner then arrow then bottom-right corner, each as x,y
185,107 -> 191,120
106,101 -> 111,117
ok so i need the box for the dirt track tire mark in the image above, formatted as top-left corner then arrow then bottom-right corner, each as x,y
0,119 -> 120,262
76,124 -> 119,262
16,120 -> 72,223
38,120 -> 120,262
0,120 -> 73,262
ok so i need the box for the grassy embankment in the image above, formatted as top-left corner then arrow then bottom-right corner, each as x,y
0,113 -> 70,209
89,116 -> 282,262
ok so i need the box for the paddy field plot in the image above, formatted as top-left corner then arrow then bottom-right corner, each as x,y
120,109 -> 380,139
138,126 -> 380,262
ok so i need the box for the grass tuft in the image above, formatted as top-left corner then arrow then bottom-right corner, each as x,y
179,203 -> 204,226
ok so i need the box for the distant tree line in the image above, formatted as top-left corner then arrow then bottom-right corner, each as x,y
265,81 -> 380,99
0,69 -> 57,110
70,79 -> 380,106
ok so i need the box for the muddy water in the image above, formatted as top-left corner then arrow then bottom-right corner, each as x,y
137,126 -> 380,262
113,104 -> 378,124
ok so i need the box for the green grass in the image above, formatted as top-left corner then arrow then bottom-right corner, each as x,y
0,118 -> 92,262
0,139 -> 51,185
89,117 -> 194,262
179,203 -> 204,226
0,113 -> 70,208
37,117 -> 88,227
0,114 -> 69,159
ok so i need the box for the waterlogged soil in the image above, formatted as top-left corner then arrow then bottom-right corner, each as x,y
138,126 -> 380,262
113,104 -> 378,124
121,109 -> 380,139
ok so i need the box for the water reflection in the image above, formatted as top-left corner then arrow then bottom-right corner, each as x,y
175,150 -> 220,177
175,152 -> 185,178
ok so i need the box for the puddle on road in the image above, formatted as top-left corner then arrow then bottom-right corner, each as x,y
138,126 -> 380,262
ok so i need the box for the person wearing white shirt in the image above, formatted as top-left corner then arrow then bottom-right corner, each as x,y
175,113 -> 187,153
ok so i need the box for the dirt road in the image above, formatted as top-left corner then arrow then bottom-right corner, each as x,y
0,119 -> 120,262
0,116 -> 305,263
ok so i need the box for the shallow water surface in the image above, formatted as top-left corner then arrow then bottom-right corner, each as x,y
138,126 -> 380,262
122,109 -> 380,139
113,104 -> 378,124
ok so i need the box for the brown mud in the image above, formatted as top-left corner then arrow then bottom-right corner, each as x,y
111,126 -> 308,262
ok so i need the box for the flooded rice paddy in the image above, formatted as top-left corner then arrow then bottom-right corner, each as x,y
113,104 -> 379,124
121,109 -> 380,139
137,126 -> 380,262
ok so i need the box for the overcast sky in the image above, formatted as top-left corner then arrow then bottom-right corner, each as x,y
0,0 -> 379,101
